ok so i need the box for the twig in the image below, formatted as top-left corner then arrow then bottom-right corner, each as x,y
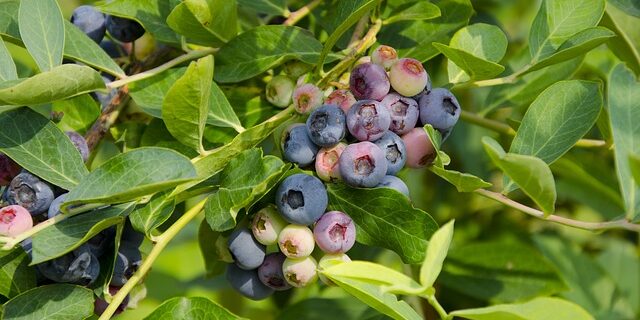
349,14 -> 370,45
84,88 -> 130,152
474,189 -> 640,232
283,0 -> 322,26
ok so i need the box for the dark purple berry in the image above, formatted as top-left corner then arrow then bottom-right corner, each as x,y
349,63 -> 390,101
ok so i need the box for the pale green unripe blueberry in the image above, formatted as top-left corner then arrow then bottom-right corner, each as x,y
266,75 -> 295,108
371,45 -> 398,69
389,58 -> 429,97
282,256 -> 318,287
251,206 -> 288,245
278,224 -> 315,258
318,253 -> 351,286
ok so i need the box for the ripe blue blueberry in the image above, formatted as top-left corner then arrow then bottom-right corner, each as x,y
278,224 -> 315,258
106,15 -> 145,42
119,245 -> 142,277
349,63 -> 390,101
338,142 -> 388,187
258,253 -> 291,291
266,75 -> 295,108
226,263 -> 274,300
7,171 -> 55,216
377,175 -> 410,197
276,174 -> 328,225
0,205 -> 33,237
110,251 -> 129,286
282,256 -> 318,287
100,40 -> 126,59
87,226 -> 116,258
347,100 -> 391,142
281,124 -> 319,167
65,131 -> 90,162
228,228 -> 266,270
47,193 -> 67,219
37,244 -> 100,286
419,88 -> 461,135
381,93 -> 419,135
121,219 -> 144,248
373,131 -> 407,175
306,104 -> 347,147
70,6 -> 106,43
313,211 -> 356,254
0,153 -> 20,186
251,206 -> 287,246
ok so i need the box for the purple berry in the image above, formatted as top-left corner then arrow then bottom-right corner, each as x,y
7,171 -> 55,216
266,75 -> 295,108
315,143 -> 347,182
326,89 -> 357,113
347,100 -> 391,141
65,131 -> 90,162
419,88 -> 461,135
282,256 -> 318,287
318,253 -> 351,286
278,224 -> 315,258
276,174 -> 328,225
258,253 -> 291,291
382,93 -> 419,135
292,84 -> 323,114
401,128 -> 436,168
313,211 -> 356,254
349,63 -> 390,101
338,142 -> 388,187
389,58 -> 429,97
0,154 -> 20,186
371,45 -> 398,69
251,206 -> 287,245
373,131 -> 407,175
281,124 -> 319,167
306,105 -> 347,147
228,228 -> 266,270
0,205 -> 33,237
377,175 -> 410,197
226,263 -> 274,300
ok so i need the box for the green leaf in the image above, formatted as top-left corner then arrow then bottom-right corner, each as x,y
0,64 -> 105,106
30,203 -> 134,264
198,220 -> 232,278
483,137 -> 556,215
525,27 -> 614,74
52,94 -> 100,134
596,239 -> 640,314
384,2 -> 441,24
98,0 -> 182,45
451,297 -> 594,320
162,55 -> 213,153
608,0 -> 640,18
237,0 -> 285,15
215,25 -> 327,83
440,241 -> 566,303
1,284 -> 94,320
327,183 -> 438,264
320,261 -> 423,295
129,191 -> 176,237
205,148 -> 289,231
208,82 -> 244,131
0,108 -> 88,190
0,249 -> 35,299
64,148 -> 197,206
529,0 -> 606,62
167,0 -> 237,47
446,23 -> 508,83
144,296 -> 244,320
316,0 -> 378,72
278,297 -> 373,320
433,43 -> 505,82
601,10 -> 640,75
420,220 -> 454,289
62,20 -> 125,78
0,40 -> 17,81
608,63 -> 640,220
631,154 -> 640,187
18,0 -> 64,72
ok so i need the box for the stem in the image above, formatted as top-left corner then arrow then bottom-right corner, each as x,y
474,189 -> 640,232
98,199 -> 207,320
283,0 -> 322,26
425,294 -> 450,320
84,88 -> 130,152
460,110 -> 607,148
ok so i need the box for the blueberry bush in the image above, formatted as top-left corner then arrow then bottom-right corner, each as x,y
0,0 -> 639,319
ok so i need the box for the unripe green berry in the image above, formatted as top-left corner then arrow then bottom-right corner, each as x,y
282,256 -> 318,287
266,75 -> 295,108
278,224 -> 315,258
251,206 -> 288,245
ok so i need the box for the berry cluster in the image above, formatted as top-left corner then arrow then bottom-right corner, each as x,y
272,45 -> 461,195
225,173 -> 355,300
0,131 -> 143,316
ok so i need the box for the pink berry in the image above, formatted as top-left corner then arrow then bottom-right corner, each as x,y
0,205 -> 33,237
326,89 -> 357,113
313,211 -> 356,254
315,143 -> 347,182
401,128 -> 436,168
371,45 -> 398,69
292,84 -> 323,114
389,58 -> 429,97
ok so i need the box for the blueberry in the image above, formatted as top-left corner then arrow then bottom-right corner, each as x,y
276,174 -> 328,225
389,58 -> 429,97
313,211 -> 356,254
100,40 -> 126,59
373,131 -> 407,175
95,75 -> 117,111
338,142 -> 387,188
251,206 -> 287,246
65,131 -> 89,162
315,143 -> 347,182
0,205 -> 33,237
278,224 -> 315,258
371,45 -> 398,69
94,286 -> 130,316
382,93 -> 419,135
326,89 -> 357,113
0,154 -> 21,186
70,6 -> 106,43
87,226 -> 116,258
226,263 -> 274,300
266,75 -> 295,108
281,124 -> 319,167
37,244 -> 100,286
306,105 -> 347,147
7,171 -> 55,216
292,83 -> 323,114
349,63 -> 390,101
47,193 -> 67,219
418,88 -> 461,135
377,175 -> 410,197
411,77 -> 433,101
110,251 -> 129,286
318,253 -> 351,286
282,256 -> 318,287
347,100 -> 391,141
228,228 -> 266,270
121,219 -> 144,248
119,246 -> 142,277
258,253 -> 291,291
106,15 -> 145,42
401,128 -> 436,168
